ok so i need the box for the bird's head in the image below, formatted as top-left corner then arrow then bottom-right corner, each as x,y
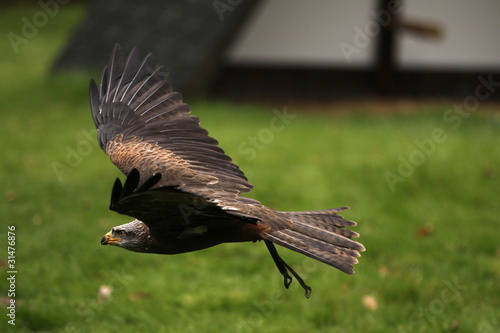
101,219 -> 150,252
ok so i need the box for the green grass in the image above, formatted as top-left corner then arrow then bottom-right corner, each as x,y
1,4 -> 500,333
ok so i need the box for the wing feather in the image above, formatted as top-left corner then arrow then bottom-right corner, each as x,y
90,44 -> 253,203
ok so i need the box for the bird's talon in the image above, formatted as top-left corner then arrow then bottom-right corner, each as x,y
304,286 -> 312,299
284,276 -> 292,289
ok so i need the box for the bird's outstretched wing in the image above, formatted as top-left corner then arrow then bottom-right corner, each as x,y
89,44 -> 253,205
109,169 -> 249,235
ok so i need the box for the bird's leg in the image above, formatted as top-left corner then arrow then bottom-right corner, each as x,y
280,258 -> 312,298
264,241 -> 312,298
265,241 -> 292,288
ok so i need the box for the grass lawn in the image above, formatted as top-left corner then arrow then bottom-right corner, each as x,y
1,4 -> 499,333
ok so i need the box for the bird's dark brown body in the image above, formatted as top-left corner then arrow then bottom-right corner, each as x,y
91,44 -> 365,297
131,217 -> 270,255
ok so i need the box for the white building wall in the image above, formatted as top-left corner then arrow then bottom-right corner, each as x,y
227,0 -> 500,70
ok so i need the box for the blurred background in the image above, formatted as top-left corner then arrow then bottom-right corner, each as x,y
1,1 -> 499,332
51,0 -> 500,102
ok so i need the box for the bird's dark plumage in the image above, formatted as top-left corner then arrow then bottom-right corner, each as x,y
91,44 -> 365,297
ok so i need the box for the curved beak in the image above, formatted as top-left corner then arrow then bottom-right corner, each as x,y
101,232 -> 121,245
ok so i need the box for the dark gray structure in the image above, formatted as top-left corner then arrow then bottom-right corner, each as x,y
53,0 -> 261,94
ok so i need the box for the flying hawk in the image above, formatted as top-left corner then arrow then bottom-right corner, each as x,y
90,44 -> 365,297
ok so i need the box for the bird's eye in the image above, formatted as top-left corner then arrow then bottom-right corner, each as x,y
115,230 -> 126,237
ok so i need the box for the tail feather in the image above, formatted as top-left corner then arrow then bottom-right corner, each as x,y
264,231 -> 357,274
284,229 -> 361,262
262,207 -> 365,275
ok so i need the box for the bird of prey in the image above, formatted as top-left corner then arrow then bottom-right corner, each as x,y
90,44 -> 365,297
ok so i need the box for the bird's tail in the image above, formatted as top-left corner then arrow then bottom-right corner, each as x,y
261,207 -> 365,297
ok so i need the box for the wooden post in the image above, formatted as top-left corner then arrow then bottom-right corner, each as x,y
375,0 -> 402,97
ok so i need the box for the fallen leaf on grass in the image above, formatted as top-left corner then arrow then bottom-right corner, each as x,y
0,296 -> 11,305
416,225 -> 433,238
97,285 -> 113,303
449,320 -> 459,332
379,265 -> 390,277
5,191 -> 16,203
129,291 -> 152,301
362,295 -> 378,311
32,214 -> 42,225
